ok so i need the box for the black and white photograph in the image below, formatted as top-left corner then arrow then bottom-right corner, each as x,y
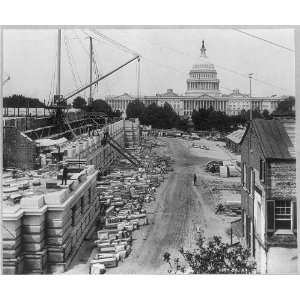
0,25 -> 297,277
2,1 -> 300,291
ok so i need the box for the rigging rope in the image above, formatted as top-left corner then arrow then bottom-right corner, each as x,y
64,36 -> 80,90
234,29 -> 295,52
122,31 -> 290,93
88,29 -> 140,57
48,50 -> 57,106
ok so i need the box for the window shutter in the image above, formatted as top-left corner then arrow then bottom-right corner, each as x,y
267,201 -> 275,231
252,170 -> 255,197
293,201 -> 297,231
241,164 -> 244,184
259,160 -> 262,180
247,167 -> 250,191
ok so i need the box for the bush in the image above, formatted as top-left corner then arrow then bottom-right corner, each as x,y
163,231 -> 255,274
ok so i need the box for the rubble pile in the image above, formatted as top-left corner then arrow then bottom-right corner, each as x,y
89,142 -> 174,274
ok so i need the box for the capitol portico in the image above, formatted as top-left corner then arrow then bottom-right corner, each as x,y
105,41 -> 285,117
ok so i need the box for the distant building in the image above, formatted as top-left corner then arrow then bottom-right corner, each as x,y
223,89 -> 283,116
106,93 -> 136,113
240,115 -> 296,274
105,40 -> 286,117
185,40 -> 221,98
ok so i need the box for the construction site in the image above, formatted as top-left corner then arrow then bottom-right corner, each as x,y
2,117 -> 243,274
1,29 -> 244,275
2,28 -> 295,275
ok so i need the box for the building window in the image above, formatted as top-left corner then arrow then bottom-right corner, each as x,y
275,200 -> 291,230
250,168 -> 255,196
249,130 -> 252,152
243,163 -> 247,187
259,159 -> 265,182
71,205 -> 76,227
88,188 -> 92,204
80,196 -> 84,214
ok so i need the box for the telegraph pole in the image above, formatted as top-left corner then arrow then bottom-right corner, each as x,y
56,29 -> 62,99
89,36 -> 93,105
249,73 -> 253,120
137,57 -> 141,100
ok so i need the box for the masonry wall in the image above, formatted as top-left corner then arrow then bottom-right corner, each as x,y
2,168 -> 98,274
46,170 -> 98,273
240,126 -> 265,220
240,123 -> 297,274
2,119 -> 140,274
3,116 -> 50,131
269,161 -> 296,201
124,119 -> 140,147
2,215 -> 24,274
3,127 -> 37,169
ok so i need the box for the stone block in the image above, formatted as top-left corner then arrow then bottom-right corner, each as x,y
22,239 -> 45,252
22,214 -> 45,226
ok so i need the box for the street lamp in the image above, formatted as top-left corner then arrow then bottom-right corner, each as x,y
249,73 -> 254,121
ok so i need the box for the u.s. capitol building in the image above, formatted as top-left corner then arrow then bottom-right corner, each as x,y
106,41 -> 285,117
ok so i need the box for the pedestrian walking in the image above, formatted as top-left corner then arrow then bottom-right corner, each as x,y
193,173 -> 197,186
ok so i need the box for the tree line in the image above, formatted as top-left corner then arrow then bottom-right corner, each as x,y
72,96 -> 122,118
3,94 -> 45,108
125,100 -> 268,132
125,96 -> 295,132
126,100 -> 189,130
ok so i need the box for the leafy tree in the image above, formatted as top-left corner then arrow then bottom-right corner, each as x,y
176,118 -> 189,131
87,99 -> 113,115
140,102 -> 179,129
72,96 -> 87,109
126,99 -> 146,119
163,102 -> 179,128
262,109 -> 271,119
163,232 -> 255,274
192,108 -> 211,130
273,96 -> 295,114
3,94 -> 45,108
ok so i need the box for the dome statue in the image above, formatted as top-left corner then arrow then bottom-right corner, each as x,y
185,40 -> 220,97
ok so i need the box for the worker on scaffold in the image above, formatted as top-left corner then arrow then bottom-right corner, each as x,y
61,163 -> 69,185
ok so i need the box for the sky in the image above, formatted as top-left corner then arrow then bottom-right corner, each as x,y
2,28 -> 295,104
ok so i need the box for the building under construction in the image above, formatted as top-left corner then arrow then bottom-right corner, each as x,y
1,28 -> 143,274
2,114 -> 141,274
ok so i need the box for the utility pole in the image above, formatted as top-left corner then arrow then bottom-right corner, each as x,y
89,36 -> 93,105
0,27 -> 4,275
56,29 -> 62,101
249,73 -> 253,121
137,57 -> 140,100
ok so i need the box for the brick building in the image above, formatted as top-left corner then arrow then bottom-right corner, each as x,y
240,115 -> 297,274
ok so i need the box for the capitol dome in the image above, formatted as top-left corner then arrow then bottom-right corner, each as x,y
185,40 -> 220,97
192,62 -> 216,71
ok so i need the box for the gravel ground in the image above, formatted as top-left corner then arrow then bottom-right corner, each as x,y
67,137 -> 239,274
107,137 -> 234,274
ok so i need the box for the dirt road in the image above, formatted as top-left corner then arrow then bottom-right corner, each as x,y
108,137 -> 231,274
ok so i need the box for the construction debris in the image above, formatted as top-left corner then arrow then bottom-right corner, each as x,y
206,160 -> 240,178
89,140 -> 174,273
